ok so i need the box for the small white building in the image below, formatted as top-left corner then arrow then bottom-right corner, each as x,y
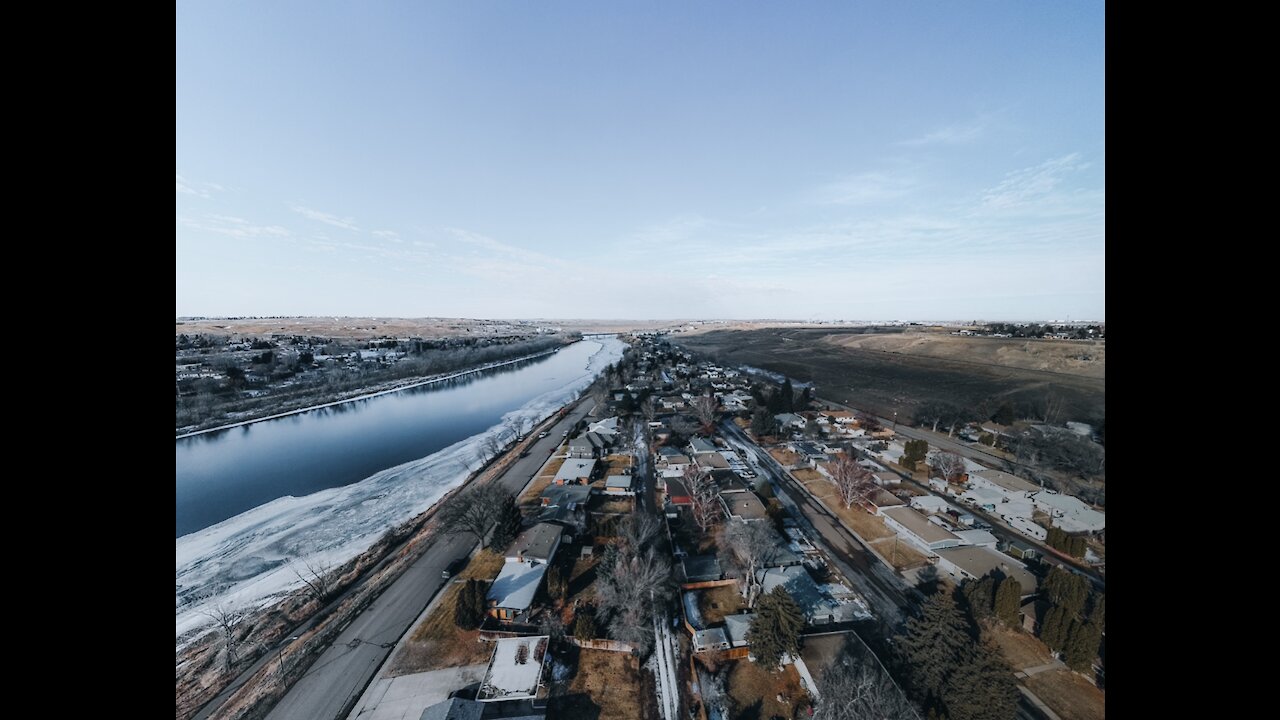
910,495 -> 948,514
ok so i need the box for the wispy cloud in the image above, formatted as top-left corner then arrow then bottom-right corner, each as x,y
981,153 -> 1088,209
290,205 -> 360,231
372,230 -> 401,241
899,116 -> 990,147
176,173 -> 220,198
178,214 -> 291,239
808,171 -> 917,206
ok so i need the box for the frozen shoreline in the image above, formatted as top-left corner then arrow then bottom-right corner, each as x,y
176,336 -> 625,646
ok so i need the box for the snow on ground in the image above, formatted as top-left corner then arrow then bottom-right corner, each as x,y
175,338 -> 625,648
682,591 -> 704,630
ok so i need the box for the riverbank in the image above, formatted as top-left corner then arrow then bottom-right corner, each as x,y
176,348 -> 561,438
178,399 -> 585,720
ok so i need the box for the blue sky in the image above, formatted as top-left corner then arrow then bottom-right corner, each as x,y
177,2 -> 1104,321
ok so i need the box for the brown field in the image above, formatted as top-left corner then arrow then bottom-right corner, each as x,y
769,448 -> 802,466
1025,670 -> 1105,720
387,550 -> 505,675
792,473 -> 895,541
726,660 -> 808,720
986,623 -> 1053,670
550,648 -> 652,720
699,585 -> 747,625
674,328 -> 1105,428
868,537 -> 930,570
176,316 -> 683,340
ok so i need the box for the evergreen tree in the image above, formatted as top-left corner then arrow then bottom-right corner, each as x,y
781,378 -> 795,413
799,385 -> 812,408
992,402 -> 1015,425
897,591 -> 974,704
994,577 -> 1022,627
487,494 -> 521,550
1069,535 -> 1087,558
1064,620 -> 1102,672
746,587 -> 805,670
961,575 -> 996,619
942,640 -> 1020,720
574,611 -> 596,642
455,579 -> 486,630
1040,605 -> 1068,651
546,566 -> 567,601
1042,567 -> 1088,616
766,389 -> 783,414
751,407 -> 774,436
1089,593 -> 1105,629
1046,526 -> 1064,551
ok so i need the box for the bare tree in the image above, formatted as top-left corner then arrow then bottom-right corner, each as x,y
481,433 -> 503,463
722,521 -> 783,608
641,396 -> 657,426
685,465 -> 723,533
437,483 -> 503,545
829,453 -> 873,509
693,394 -> 719,434
669,415 -> 698,439
199,602 -> 246,672
931,451 -> 967,484
591,383 -> 610,416
1042,392 -> 1065,425
617,512 -> 660,554
291,558 -> 336,603
596,545 -> 673,652
814,646 -> 920,720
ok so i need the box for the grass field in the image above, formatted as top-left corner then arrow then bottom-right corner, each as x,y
699,585 -> 747,625
986,623 -> 1053,670
792,473 -> 896,542
1026,670 -> 1105,720
868,537 -> 930,570
675,328 -> 1105,429
726,660 -> 807,720
550,648 -> 651,720
387,550 -> 505,675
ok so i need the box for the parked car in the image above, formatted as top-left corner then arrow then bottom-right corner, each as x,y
538,431 -> 549,439
441,558 -> 467,579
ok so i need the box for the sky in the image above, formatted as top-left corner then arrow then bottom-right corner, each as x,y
176,2 -> 1104,322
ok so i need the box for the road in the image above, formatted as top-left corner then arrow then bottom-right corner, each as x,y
199,400 -> 596,720
719,420 -> 914,624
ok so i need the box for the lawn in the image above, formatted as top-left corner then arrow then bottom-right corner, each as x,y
790,468 -> 824,483
550,648 -> 652,720
699,585 -> 746,625
985,623 -> 1053,671
793,473 -> 895,542
868,537 -> 930,570
768,448 -> 802,467
519,454 -> 568,504
725,659 -> 808,720
1025,670 -> 1105,720
386,550 -> 505,675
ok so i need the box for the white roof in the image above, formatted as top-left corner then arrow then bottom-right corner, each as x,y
487,560 -> 547,611
606,475 -> 632,488
910,495 -> 947,511
478,635 -> 548,701
954,529 -> 998,546
588,417 -> 620,435
554,459 -> 596,483
962,487 -> 1004,505
723,613 -> 756,646
1033,492 -> 1105,532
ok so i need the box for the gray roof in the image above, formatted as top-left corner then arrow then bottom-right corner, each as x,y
508,523 -> 562,563
487,560 -> 548,611
693,627 -> 729,651
721,492 -> 769,521
689,437 -> 718,454
536,503 -> 584,529
606,475 -> 633,489
935,545 -> 1039,593
554,459 -> 596,483
657,446 -> 683,458
419,697 -> 484,720
540,483 -> 592,507
759,565 -> 834,622
723,613 -> 756,647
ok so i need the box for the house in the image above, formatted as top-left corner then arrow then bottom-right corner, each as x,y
666,478 -> 693,506
539,483 -> 591,508
758,565 -> 867,624
506,523 -> 563,565
605,475 -> 634,496
1030,491 -> 1106,534
819,410 -> 858,425
1003,539 -> 1039,561
723,613 -> 756,648
1006,516 -> 1048,541
568,432 -> 611,459
910,495 -> 948,514
419,697 -> 483,720
953,529 -> 998,548
554,459 -> 596,485
864,488 -> 905,515
693,627 -> 730,653
720,492 -> 769,521
658,395 -> 685,410
587,416 -> 620,438
688,437 -> 719,455
959,487 -> 1003,511
487,560 -> 548,622
881,506 -> 962,552
535,503 -> 586,537
791,442 -> 828,465
775,413 -> 806,430
695,453 -> 731,472
968,470 -> 1037,497
934,546 -> 1039,595
477,635 -> 551,703
873,471 -> 901,486
869,428 -> 895,440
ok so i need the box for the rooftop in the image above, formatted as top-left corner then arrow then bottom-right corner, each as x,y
507,523 -> 562,563
606,475 -> 633,489
487,560 -> 548,611
971,470 -> 1038,494
693,627 -> 730,652
953,529 -> 998,546
882,506 -> 961,545
721,492 -> 769,521
554,458 -> 596,483
689,437 -> 719,454
419,697 -> 483,720
682,554 -> 722,582
540,483 -> 592,507
723,613 -> 756,647
935,546 -> 1039,592
477,635 -> 550,701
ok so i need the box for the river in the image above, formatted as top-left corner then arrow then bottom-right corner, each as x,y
176,336 -> 624,642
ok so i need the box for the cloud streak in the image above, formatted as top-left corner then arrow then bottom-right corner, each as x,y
291,205 -> 360,231
899,116 -> 990,147
981,153 -> 1088,209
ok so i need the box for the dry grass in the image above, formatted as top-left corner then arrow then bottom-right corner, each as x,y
388,550 -> 505,675
543,455 -> 567,477
791,468 -> 824,483
699,585 -> 746,625
1025,670 -> 1105,720
868,537 -> 930,570
555,649 -> 646,720
726,660 -> 807,720
793,473 -> 895,542
591,496 -> 635,514
602,454 -> 633,473
769,448 -> 802,466
985,623 -> 1053,670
